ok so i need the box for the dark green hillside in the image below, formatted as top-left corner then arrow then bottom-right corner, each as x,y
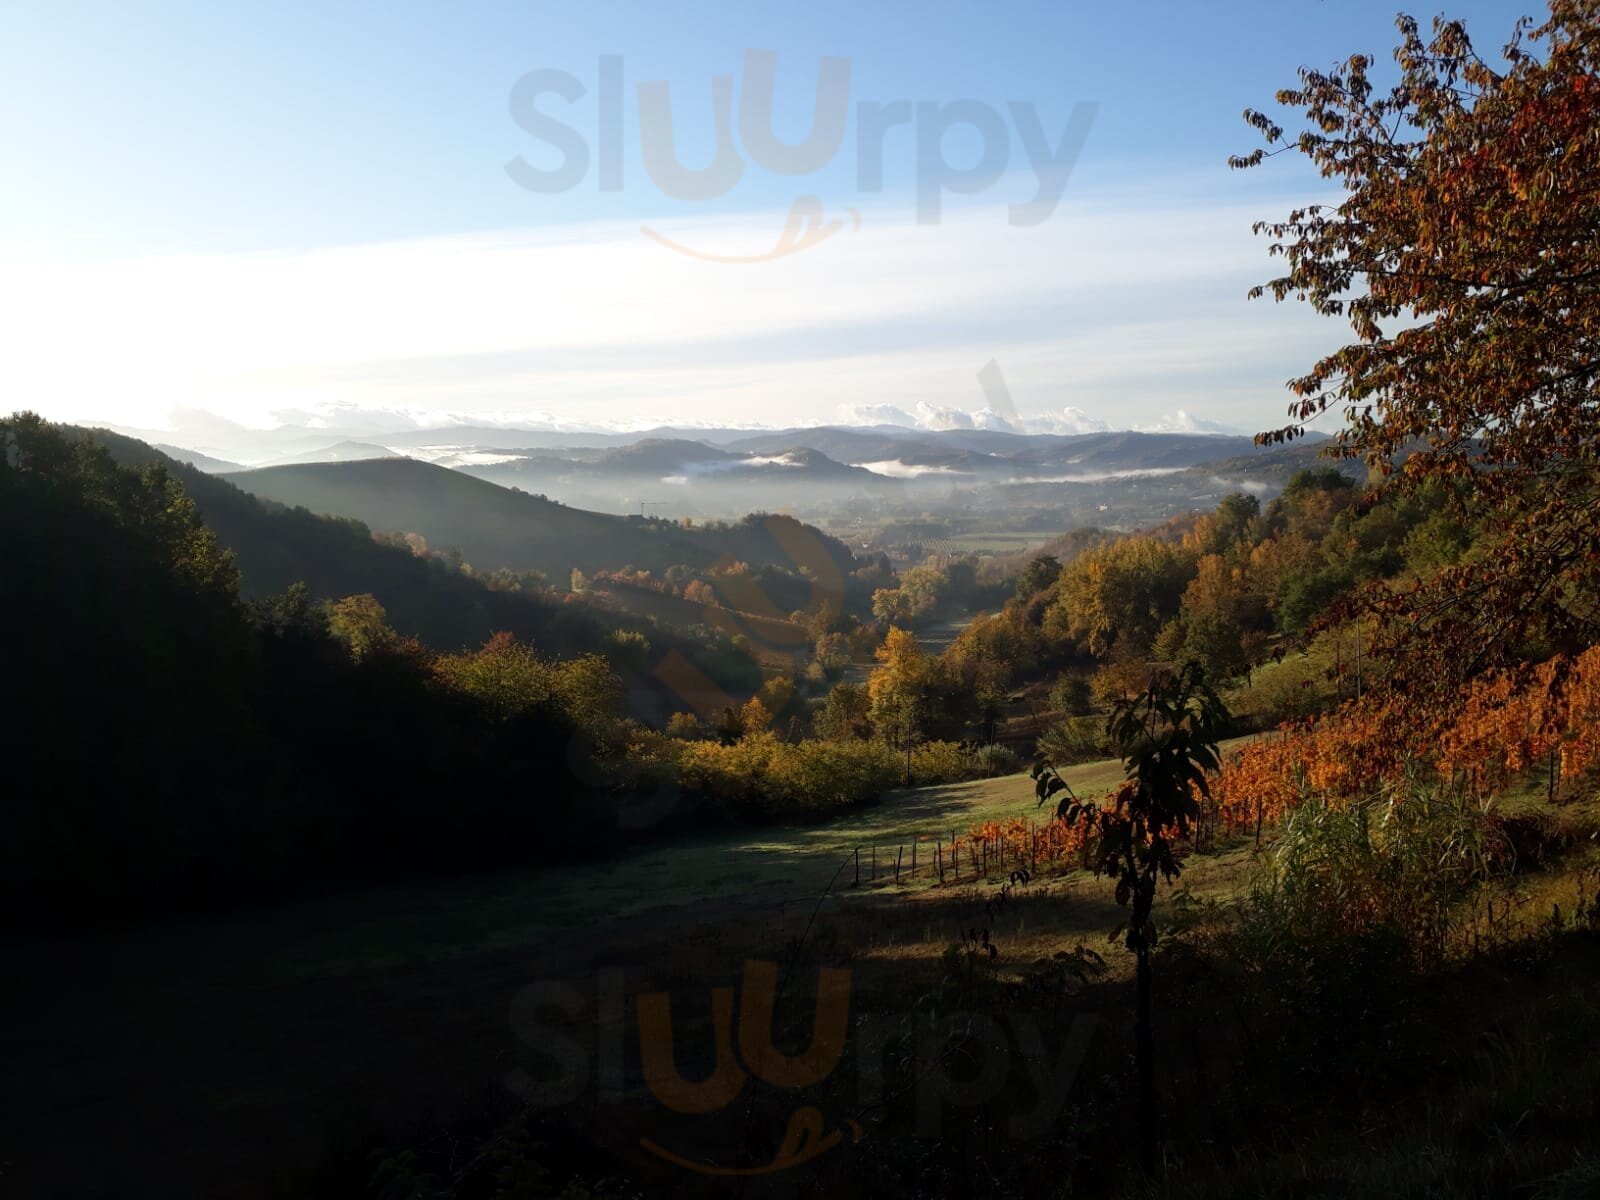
258,439 -> 399,466
1195,440 -> 1366,483
589,436 -> 733,470
80,430 -> 753,694
152,443 -> 242,473
219,456 -> 860,579
0,415 -> 607,923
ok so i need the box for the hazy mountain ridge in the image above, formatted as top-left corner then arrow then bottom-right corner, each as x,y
217,456 -> 863,580
145,419 -> 1336,526
133,415 -> 1316,464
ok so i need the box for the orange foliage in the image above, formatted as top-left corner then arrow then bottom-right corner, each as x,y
1213,643 -> 1600,830
934,644 -> 1600,889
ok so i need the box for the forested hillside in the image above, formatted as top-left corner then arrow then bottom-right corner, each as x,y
1,415 -> 628,923
219,456 -> 861,580
85,427 -> 765,691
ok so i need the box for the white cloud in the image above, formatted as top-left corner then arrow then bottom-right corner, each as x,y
914,402 -> 976,431
0,183 -> 1338,435
858,460 -> 969,478
832,402 -> 917,427
1024,406 -> 1114,435
1135,410 -> 1244,435
836,399 -> 1113,437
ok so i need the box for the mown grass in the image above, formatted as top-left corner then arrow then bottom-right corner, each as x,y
260,756 -> 1133,977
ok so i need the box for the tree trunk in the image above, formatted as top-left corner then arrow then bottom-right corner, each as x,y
1136,941 -> 1156,1174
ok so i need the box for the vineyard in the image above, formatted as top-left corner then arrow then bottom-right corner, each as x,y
1212,642 -> 1600,828
886,645 -> 1600,899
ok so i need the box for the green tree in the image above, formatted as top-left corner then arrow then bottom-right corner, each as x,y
1013,553 -> 1062,600
436,632 -> 556,723
815,681 -> 872,741
1209,492 -> 1260,554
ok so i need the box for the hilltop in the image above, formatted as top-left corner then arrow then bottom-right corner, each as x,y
218,456 -> 861,580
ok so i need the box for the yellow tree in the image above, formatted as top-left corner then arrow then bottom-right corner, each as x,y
1048,537 -> 1193,658
868,627 -> 929,754
327,594 -> 393,661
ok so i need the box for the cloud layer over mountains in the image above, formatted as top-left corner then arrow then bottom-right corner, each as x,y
834,401 -> 1241,437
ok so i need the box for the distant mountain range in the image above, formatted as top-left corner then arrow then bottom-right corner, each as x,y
124,415 -> 1337,528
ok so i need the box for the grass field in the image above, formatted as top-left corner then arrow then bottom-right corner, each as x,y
260,753 -> 1138,978
12,742 -> 1593,1197
1,749 -> 1173,1196
920,531 -> 1070,556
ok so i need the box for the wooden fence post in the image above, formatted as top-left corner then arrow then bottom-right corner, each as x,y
854,846 -> 860,887
871,845 -> 876,882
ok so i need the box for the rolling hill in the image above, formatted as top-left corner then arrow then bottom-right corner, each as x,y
72,428 -> 759,699
217,456 -> 861,580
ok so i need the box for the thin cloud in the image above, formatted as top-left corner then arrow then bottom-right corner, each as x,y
0,187 -> 1340,434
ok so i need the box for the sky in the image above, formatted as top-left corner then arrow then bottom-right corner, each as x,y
0,0 -> 1537,436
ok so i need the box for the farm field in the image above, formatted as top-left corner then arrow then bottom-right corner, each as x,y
917,530 -> 1071,556
247,755 -> 1141,978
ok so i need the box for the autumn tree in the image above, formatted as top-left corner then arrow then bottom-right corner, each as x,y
738,696 -> 773,736
328,594 -> 395,661
1161,553 -> 1271,679
815,680 -> 872,741
869,627 -> 929,764
1047,537 -> 1193,659
1236,1 -> 1600,695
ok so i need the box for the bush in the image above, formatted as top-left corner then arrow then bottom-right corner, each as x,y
1049,673 -> 1094,716
1238,776 -> 1505,968
675,732 -> 901,817
1038,715 -> 1117,765
966,742 -> 1023,777
909,739 -> 968,784
642,734 -> 1014,819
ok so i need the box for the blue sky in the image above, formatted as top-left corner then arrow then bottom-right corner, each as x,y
1,0 -> 1537,435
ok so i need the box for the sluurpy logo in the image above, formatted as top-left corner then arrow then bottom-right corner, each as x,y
506,51 -> 1098,261
506,960 -> 1099,1177
635,959 -> 858,1175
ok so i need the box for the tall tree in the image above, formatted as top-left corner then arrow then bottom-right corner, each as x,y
1236,2 -> 1600,694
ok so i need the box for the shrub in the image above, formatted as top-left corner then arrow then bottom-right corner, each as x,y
1239,775 -> 1506,968
1038,716 -> 1117,765
1049,673 -> 1094,716
967,742 -> 1023,777
909,739 -> 968,783
676,732 -> 901,817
